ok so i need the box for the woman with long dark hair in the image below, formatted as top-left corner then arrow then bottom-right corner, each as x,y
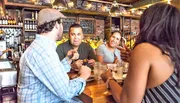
101,3 -> 180,103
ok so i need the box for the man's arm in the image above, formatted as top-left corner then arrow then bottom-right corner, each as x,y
56,44 -> 66,61
57,44 -> 73,72
87,43 -> 97,61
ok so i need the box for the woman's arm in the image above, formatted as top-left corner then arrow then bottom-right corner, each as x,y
120,43 -> 151,103
101,70 -> 123,102
101,43 -> 152,103
97,55 -> 106,64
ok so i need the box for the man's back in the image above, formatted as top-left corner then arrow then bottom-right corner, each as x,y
18,35 -> 62,103
18,35 -> 84,103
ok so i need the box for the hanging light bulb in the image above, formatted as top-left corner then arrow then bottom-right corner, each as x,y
109,0 -> 120,16
67,1 -> 74,8
86,2 -> 92,10
167,0 -> 171,4
52,0 -> 75,11
52,0 -> 67,11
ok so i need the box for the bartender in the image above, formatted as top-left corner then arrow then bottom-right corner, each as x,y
0,48 -> 12,58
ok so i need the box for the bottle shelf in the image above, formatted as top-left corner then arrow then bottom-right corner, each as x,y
4,0 -> 51,9
0,25 -> 23,28
24,18 -> 37,21
24,40 -> 34,42
24,30 -> 36,32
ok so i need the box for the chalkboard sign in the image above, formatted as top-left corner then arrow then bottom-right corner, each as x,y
80,19 -> 94,34
63,18 -> 76,33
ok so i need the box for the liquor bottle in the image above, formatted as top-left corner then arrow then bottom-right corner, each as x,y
20,18 -> 23,26
13,17 -> 16,25
0,16 -> 2,25
27,20 -> 29,30
2,16 -> 5,25
32,12 -> 35,20
32,21 -> 35,30
18,17 -> 20,26
10,17 -> 12,25
34,21 -> 37,30
5,16 -> 8,25
24,20 -> 27,30
35,11 -> 38,20
29,21 -> 32,30
8,16 -> 11,25
19,17 -> 23,26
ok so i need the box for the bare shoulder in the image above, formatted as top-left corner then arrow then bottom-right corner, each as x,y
132,43 -> 161,58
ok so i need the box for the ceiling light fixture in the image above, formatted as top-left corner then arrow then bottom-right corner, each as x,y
67,1 -> 74,8
167,0 -> 171,4
52,0 -> 75,11
109,0 -> 120,16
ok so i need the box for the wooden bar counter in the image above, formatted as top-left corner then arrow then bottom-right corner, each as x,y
78,79 -> 116,103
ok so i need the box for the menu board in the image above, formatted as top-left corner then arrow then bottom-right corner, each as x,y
80,19 -> 94,34
63,18 -> 76,33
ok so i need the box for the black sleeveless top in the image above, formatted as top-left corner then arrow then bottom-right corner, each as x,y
142,68 -> 180,103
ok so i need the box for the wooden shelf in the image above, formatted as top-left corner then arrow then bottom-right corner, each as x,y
122,14 -> 140,19
25,40 -> 34,42
62,9 -> 109,17
62,9 -> 140,19
24,18 -> 37,21
0,25 -> 23,28
3,0 -> 51,9
24,29 -> 36,32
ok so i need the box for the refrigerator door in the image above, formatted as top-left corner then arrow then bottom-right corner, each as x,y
0,70 -> 17,87
0,60 -> 17,88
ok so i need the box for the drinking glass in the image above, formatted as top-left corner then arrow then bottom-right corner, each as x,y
98,64 -> 107,79
93,62 -> 101,80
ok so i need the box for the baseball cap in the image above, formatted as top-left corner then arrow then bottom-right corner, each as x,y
38,8 -> 66,26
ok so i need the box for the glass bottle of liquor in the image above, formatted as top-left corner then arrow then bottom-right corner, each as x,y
5,15 -> 8,25
24,20 -> 27,30
35,11 -> 38,20
33,21 -> 35,30
34,20 -> 37,30
29,21 -> 32,30
20,18 -> 23,26
20,17 -> 23,26
18,17 -> 23,26
18,17 -> 20,26
2,16 -> 5,25
27,20 -> 30,30
13,17 -> 16,25
0,16 -> 2,25
32,12 -> 35,20
8,16 -> 11,25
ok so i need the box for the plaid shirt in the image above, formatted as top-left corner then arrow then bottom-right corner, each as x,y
18,35 -> 86,103
0,51 -> 2,55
